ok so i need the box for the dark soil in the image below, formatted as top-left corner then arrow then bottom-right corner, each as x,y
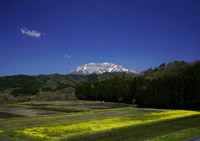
31,107 -> 82,113
182,135 -> 200,141
61,103 -> 132,109
37,112 -> 56,115
0,137 -> 12,141
2,108 -> 57,116
0,111 -> 25,119
22,104 -> 50,106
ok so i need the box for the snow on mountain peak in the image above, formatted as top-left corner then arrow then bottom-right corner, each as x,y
69,63 -> 140,75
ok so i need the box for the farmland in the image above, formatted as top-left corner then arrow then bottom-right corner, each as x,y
0,101 -> 200,141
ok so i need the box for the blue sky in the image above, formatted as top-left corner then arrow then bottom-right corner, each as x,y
0,0 -> 200,76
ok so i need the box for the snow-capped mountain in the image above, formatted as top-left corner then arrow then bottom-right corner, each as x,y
69,63 -> 140,75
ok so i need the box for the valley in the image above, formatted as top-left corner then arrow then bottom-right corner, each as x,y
0,60 -> 200,140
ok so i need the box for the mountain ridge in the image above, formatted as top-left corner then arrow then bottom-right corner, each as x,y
69,62 -> 140,75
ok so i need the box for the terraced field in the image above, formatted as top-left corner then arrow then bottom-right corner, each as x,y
0,101 -> 200,141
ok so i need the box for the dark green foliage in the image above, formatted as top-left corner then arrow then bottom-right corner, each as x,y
75,76 -> 145,104
11,88 -> 39,97
87,74 -> 99,81
53,83 -> 71,91
144,61 -> 190,79
0,73 -> 125,92
0,75 -> 43,90
76,61 -> 200,110
136,62 -> 200,110
42,87 -> 52,91
159,62 -> 166,69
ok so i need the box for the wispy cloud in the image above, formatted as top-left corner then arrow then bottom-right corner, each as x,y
20,28 -> 45,38
65,53 -> 71,59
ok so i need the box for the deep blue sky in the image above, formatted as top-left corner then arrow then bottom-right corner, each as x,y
1,0 -> 200,76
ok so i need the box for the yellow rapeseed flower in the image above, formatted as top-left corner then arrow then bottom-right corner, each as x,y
19,110 -> 200,139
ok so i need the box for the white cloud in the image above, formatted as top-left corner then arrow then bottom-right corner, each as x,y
65,53 -> 71,59
20,28 -> 45,38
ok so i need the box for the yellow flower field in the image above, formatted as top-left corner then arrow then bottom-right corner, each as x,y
19,110 -> 200,139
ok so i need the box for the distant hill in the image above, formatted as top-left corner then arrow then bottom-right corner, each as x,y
0,72 -> 130,93
143,60 -> 200,79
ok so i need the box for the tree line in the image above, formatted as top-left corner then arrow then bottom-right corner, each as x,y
75,62 -> 200,110
76,75 -> 145,104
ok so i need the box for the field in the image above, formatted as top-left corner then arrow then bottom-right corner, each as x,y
0,101 -> 200,141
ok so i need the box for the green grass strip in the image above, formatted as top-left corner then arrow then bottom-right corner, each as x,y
151,127 -> 200,141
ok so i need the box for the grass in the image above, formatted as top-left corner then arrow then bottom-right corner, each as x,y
151,127 -> 200,141
0,101 -> 200,141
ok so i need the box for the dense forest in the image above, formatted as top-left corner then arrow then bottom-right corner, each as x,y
76,61 -> 200,110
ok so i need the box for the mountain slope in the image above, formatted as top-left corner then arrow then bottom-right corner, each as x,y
0,73 -> 128,93
69,62 -> 140,75
143,60 -> 200,79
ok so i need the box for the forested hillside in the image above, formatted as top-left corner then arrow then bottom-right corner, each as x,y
76,61 -> 200,110
136,61 -> 200,109
0,72 -> 130,103
143,60 -> 199,78
0,72 -> 126,92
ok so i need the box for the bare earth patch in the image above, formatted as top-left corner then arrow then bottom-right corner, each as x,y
31,107 -> 82,113
3,109 -> 57,116
0,111 -> 25,119
61,103 -> 132,109
22,104 -> 50,106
